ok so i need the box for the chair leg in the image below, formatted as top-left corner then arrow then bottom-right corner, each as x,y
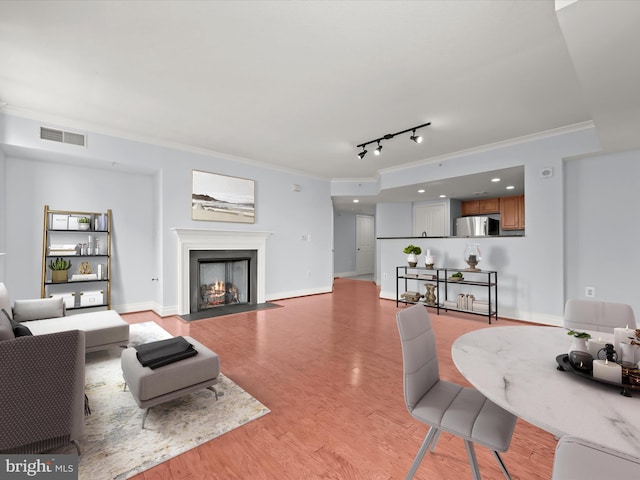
141,407 -> 151,429
406,427 -> 439,480
492,451 -> 512,480
429,429 -> 441,453
464,440 -> 482,480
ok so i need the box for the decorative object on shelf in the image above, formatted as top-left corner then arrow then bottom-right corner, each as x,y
424,284 -> 437,306
463,243 -> 481,271
79,262 -> 92,274
400,291 -> 422,302
402,244 -> 422,267
567,329 -> 591,355
424,249 -> 435,269
448,271 -> 464,281
78,217 -> 91,230
49,257 -> 72,283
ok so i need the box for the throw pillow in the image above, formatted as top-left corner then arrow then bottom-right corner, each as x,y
2,308 -> 33,337
12,297 -> 65,322
0,308 -> 14,341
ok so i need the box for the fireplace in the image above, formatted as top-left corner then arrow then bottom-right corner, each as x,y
173,228 -> 271,315
189,249 -> 257,313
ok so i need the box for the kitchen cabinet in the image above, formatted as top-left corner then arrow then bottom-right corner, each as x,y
41,205 -> 112,310
461,197 -> 500,216
500,195 -> 525,230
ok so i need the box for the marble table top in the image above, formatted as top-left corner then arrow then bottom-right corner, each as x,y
452,326 -> 640,457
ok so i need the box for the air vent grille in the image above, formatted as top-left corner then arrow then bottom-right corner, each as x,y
40,127 -> 86,147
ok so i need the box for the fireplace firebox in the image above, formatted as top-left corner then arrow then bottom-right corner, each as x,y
189,250 -> 257,313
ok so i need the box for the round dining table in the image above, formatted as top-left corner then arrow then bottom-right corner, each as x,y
451,325 -> 640,458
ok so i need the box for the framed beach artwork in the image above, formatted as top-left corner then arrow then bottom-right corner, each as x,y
191,170 -> 256,223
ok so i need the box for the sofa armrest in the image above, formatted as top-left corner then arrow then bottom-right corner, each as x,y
0,330 -> 85,453
12,297 -> 65,322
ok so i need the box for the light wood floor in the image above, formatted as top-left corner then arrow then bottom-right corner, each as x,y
124,277 -> 556,480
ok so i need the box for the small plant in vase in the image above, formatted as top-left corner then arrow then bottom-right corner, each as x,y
49,257 -> 72,283
78,217 -> 91,230
403,245 -> 422,267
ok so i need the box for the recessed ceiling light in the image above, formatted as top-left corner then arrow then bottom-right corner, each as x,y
353,199 -> 359,203
491,178 -> 501,182
439,194 -> 446,198
418,189 -> 425,193
506,185 -> 515,190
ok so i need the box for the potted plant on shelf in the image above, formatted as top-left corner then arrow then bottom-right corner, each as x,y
78,217 -> 91,230
49,257 -> 72,283
403,244 -> 422,267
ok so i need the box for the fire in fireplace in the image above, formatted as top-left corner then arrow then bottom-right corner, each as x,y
189,249 -> 258,313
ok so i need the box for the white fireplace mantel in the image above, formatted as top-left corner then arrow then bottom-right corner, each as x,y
172,228 -> 272,315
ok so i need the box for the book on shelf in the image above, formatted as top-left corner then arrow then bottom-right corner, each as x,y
418,274 -> 437,280
70,273 -> 98,281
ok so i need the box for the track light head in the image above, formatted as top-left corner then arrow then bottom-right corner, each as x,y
358,148 -> 367,160
374,142 -> 382,156
356,121 -> 430,158
410,130 -> 423,144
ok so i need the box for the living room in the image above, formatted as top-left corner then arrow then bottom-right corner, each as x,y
2,1 -> 640,478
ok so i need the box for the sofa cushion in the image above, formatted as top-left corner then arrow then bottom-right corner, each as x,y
13,297 -> 65,322
0,308 -> 15,341
2,308 -> 33,337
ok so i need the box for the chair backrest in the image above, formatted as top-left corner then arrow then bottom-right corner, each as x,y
396,304 -> 440,412
552,436 -> 640,479
563,299 -> 636,333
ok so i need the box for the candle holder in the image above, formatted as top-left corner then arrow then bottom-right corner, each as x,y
463,244 -> 481,272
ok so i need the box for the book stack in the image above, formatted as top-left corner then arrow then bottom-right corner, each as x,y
48,244 -> 77,256
473,300 -> 490,314
70,273 -> 98,281
443,300 -> 457,309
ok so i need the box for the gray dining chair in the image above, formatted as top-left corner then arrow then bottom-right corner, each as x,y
396,304 -> 517,480
552,436 -> 640,479
563,298 -> 636,333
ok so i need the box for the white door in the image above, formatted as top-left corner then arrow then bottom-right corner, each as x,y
413,204 -> 446,237
356,215 -> 374,274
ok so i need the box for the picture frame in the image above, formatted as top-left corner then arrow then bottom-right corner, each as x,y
51,214 -> 69,230
191,170 -> 255,223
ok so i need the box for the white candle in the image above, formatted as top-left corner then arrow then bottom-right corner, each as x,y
620,342 -> 636,366
613,327 -> 635,356
587,338 -> 608,359
592,359 -> 622,383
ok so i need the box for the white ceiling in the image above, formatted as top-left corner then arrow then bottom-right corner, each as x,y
1,1 -> 639,205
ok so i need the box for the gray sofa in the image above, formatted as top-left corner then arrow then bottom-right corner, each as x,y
0,316 -> 85,454
0,282 -> 129,352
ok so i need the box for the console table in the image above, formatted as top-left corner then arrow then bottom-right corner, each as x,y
396,265 -> 498,323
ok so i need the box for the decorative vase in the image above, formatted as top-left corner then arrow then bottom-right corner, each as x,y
78,223 -> 90,231
51,270 -> 68,283
424,249 -> 435,269
464,243 -> 481,271
407,254 -> 418,267
569,337 -> 589,355
424,284 -> 437,306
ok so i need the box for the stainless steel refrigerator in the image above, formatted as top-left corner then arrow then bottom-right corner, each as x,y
455,216 -> 499,237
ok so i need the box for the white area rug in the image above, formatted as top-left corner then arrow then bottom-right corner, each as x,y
59,322 -> 269,479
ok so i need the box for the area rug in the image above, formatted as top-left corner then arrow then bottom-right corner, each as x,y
58,322 -> 270,479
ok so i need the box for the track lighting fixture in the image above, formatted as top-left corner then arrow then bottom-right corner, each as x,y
356,122 -> 430,158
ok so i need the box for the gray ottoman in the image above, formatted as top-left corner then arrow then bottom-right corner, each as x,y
121,336 -> 220,428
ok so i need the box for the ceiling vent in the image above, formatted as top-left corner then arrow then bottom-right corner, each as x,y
40,127 -> 86,147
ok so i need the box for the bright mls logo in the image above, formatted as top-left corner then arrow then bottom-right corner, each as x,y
1,455 -> 77,479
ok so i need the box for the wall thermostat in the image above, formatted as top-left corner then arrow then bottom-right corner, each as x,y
540,167 -> 554,179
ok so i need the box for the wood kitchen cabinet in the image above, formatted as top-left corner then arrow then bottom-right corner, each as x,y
500,195 -> 525,230
461,197 -> 500,216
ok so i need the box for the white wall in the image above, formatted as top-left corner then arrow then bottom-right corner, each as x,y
4,156 -> 156,311
0,113 -> 334,313
565,150 -> 640,317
